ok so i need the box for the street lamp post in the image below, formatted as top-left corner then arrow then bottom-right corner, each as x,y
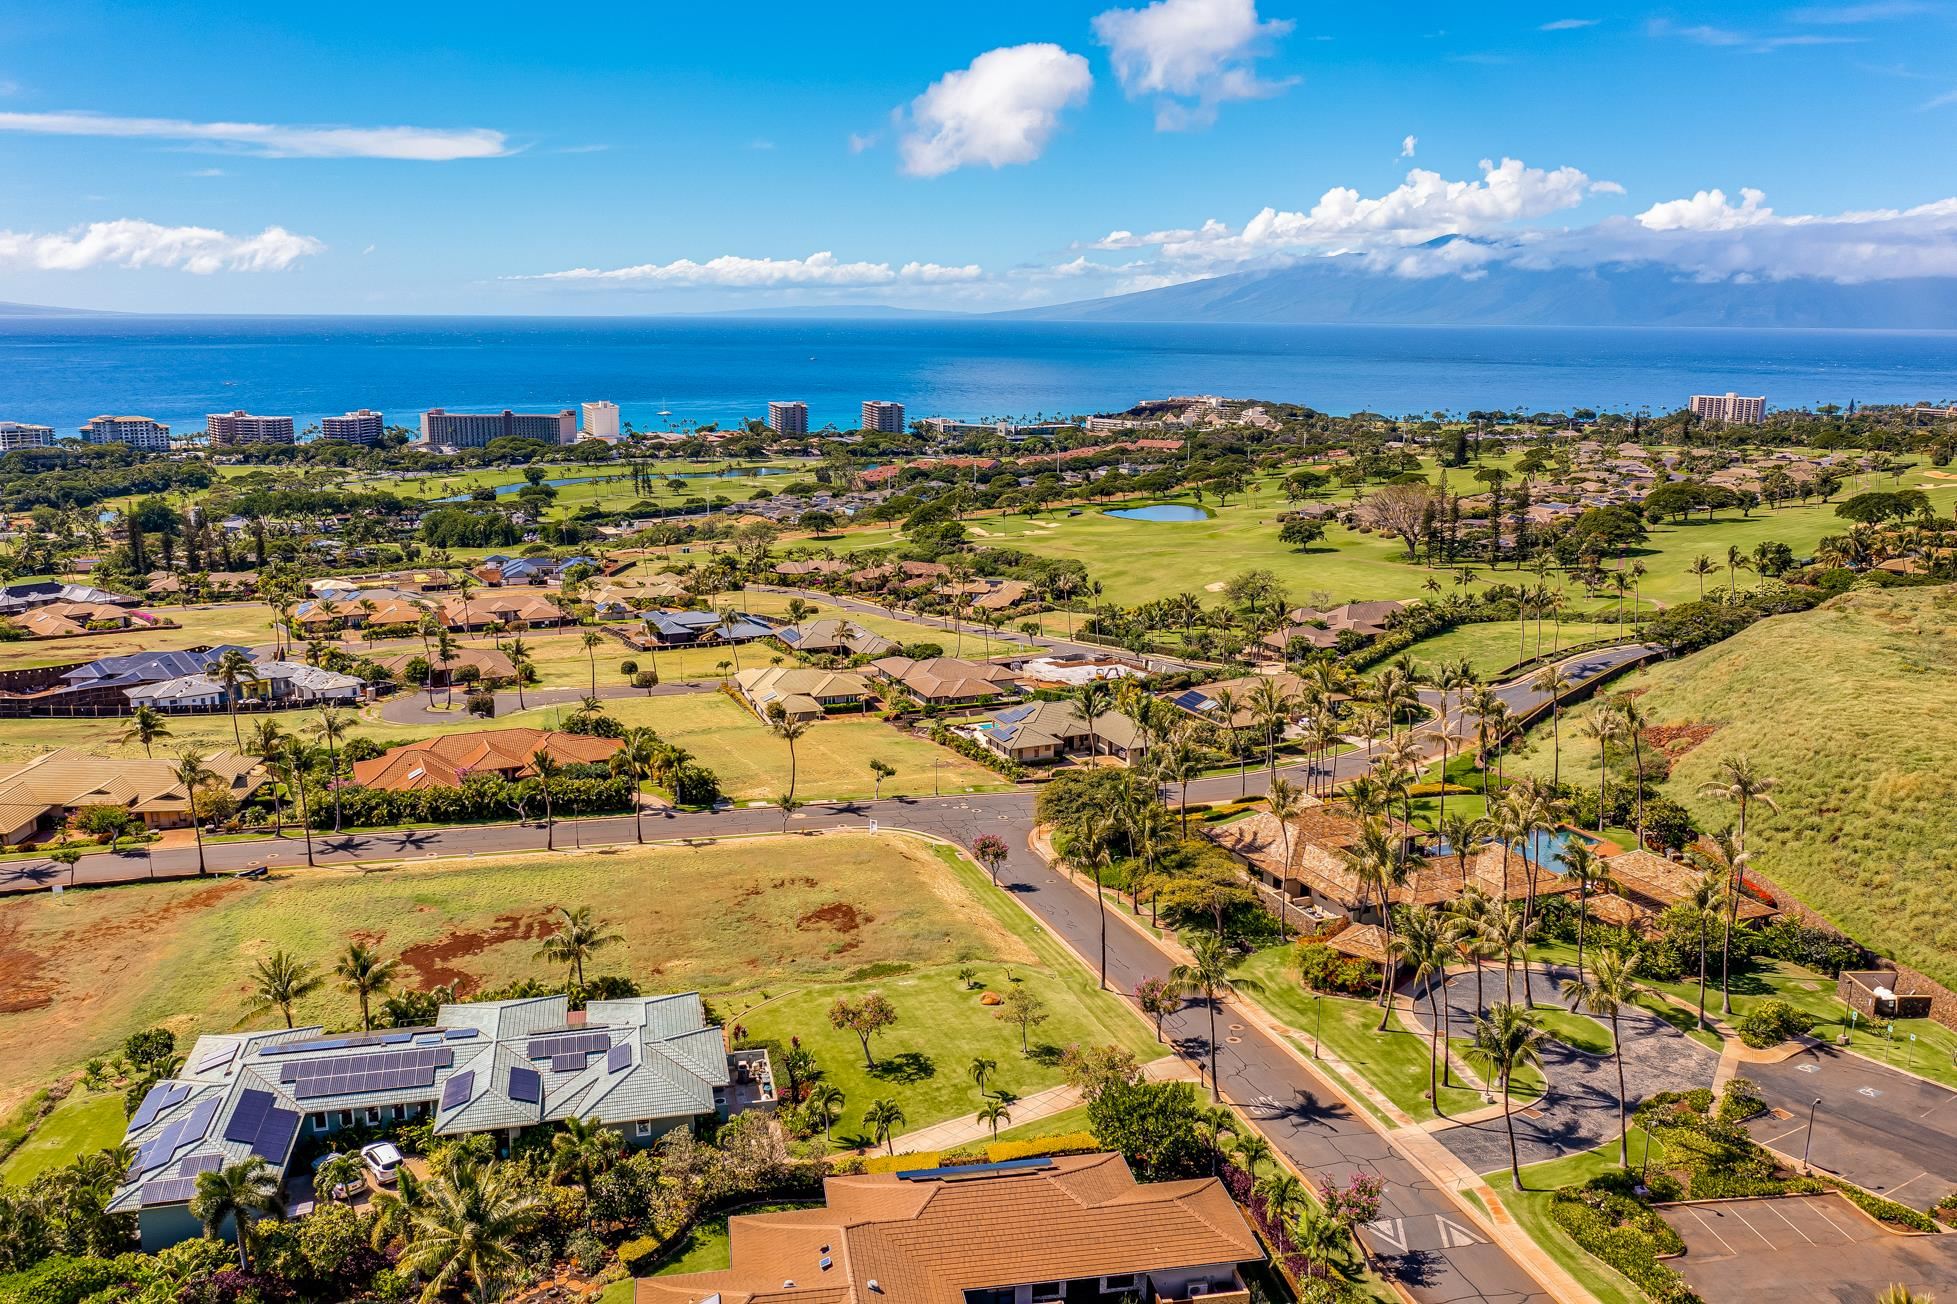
1313,993 -> 1324,1058
1804,1097 -> 1822,1174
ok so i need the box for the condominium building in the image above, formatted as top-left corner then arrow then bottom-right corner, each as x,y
318,409 -> 386,446
205,411 -> 296,447
0,422 -> 56,451
419,407 -> 577,448
581,400 -> 621,441
1689,393 -> 1766,425
860,399 -> 905,433
766,400 -> 809,435
80,416 -> 171,451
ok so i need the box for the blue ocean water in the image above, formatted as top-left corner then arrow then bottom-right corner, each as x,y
2,315 -> 1955,435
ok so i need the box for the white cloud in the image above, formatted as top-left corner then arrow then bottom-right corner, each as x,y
1646,18 -> 1863,51
1539,17 -> 1601,29
0,110 -> 509,160
848,131 -> 880,154
1400,134 -> 1417,157
0,219 -> 322,273
508,250 -> 982,288
1923,87 -> 1957,109
1090,157 -> 1621,265
898,44 -> 1092,177
1636,186 -> 1774,231
1092,0 -> 1294,129
1787,1 -> 1926,22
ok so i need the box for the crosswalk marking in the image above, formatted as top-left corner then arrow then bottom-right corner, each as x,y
1436,1215 -> 1480,1248
1367,1218 -> 1408,1253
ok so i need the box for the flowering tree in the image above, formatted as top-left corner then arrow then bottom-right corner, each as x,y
971,833 -> 1010,884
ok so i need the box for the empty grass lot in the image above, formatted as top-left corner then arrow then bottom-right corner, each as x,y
1400,620 -> 1631,679
0,1091 -> 126,1185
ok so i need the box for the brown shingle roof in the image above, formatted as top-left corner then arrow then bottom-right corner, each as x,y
637,1153 -> 1259,1304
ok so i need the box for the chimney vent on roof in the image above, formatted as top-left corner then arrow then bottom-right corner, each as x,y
867,1281 -> 882,1294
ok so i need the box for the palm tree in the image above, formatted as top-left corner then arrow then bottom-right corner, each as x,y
977,1099 -> 1013,1139
1266,777 -> 1303,941
537,905 -> 622,989
1485,902 -> 1529,1007
395,1153 -> 543,1304
190,1157 -> 285,1270
336,941 -> 397,1030
768,707 -> 810,802
1231,1131 -> 1273,1176
1075,679 -> 1115,760
1685,866 -> 1722,1030
1689,830 -> 1751,1017
278,739 -> 318,868
1561,947 -> 1642,1168
249,950 -> 321,1028
1466,1003 -> 1549,1188
171,748 -> 219,876
312,706 -> 350,832
1575,704 -> 1622,833
970,1056 -> 998,1096
1250,677 -> 1295,780
116,703 -> 172,757
611,727 -> 659,844
549,1115 -> 623,1191
1562,841 -> 1610,987
808,1084 -> 847,1147
1530,663 -> 1574,787
1688,554 -> 1716,599
864,1098 -> 906,1155
1170,932 -> 1261,1099
245,719 -> 287,836
502,636 -> 533,710
581,629 -> 603,695
1699,754 -> 1779,851
1293,1202 -> 1347,1280
1392,905 -> 1452,1106
1254,1172 -> 1308,1255
1342,819 -> 1407,1028
530,747 -> 562,850
211,647 -> 257,750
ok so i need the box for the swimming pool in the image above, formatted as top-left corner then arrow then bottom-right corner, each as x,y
1427,826 -> 1603,874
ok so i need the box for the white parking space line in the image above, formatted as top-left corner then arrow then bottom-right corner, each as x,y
1686,1208 -> 1738,1256
1766,1201 -> 1817,1244
1727,1205 -> 1780,1251
1808,1199 -> 1861,1242
1756,1123 -> 1805,1147
1885,1171 -> 1933,1200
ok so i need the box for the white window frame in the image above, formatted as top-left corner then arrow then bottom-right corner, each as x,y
1031,1283 -> 1065,1303
1099,1277 -> 1138,1294
635,1120 -> 654,1138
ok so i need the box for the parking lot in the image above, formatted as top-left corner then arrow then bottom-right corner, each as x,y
1745,1044 -> 1957,1210
1662,1194 -> 1957,1300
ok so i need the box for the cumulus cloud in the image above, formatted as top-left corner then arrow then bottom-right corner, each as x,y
1089,158 -> 1621,265
1539,17 -> 1600,29
1400,134 -> 1417,157
1636,186 -> 1774,231
0,110 -> 509,160
0,219 -> 322,273
898,44 -> 1092,177
1092,0 -> 1294,129
508,250 -> 980,288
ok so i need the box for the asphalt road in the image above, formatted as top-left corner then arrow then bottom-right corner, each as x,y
1745,1043 -> 1957,1210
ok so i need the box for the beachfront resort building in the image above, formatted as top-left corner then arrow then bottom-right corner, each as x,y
420,407 -> 577,448
80,415 -> 171,451
767,401 -> 809,435
318,409 -> 386,445
860,399 -> 905,432
205,411 -> 296,446
110,992 -> 773,1251
0,421 -> 56,451
582,400 -> 621,440
1689,393 -> 1766,425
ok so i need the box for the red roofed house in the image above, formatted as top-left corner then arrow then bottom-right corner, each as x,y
351,728 -> 621,791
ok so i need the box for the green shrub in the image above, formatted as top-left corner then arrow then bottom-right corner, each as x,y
1546,1184 -> 1701,1304
617,1235 -> 668,1275
1737,999 -> 1817,1048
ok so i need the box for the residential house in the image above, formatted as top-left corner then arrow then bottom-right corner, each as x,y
774,617 -> 896,658
374,645 -> 517,688
640,609 -> 775,647
291,592 -> 434,632
1587,847 -> 1775,932
962,698 -> 1143,764
0,647 -> 257,717
111,992 -> 771,1251
351,728 -> 621,791
442,590 -> 569,631
869,655 -> 1022,707
1007,651 -> 1150,689
0,748 -> 264,842
1256,601 -> 1407,656
12,601 -> 155,639
0,581 -> 141,617
471,554 -> 602,586
1165,672 -> 1318,730
145,571 -> 259,599
940,576 -> 1031,612
773,558 -> 850,579
125,661 -> 366,712
733,666 -> 871,722
637,1151 -> 1261,1304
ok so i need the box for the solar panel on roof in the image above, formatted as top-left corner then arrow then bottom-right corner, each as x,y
178,1153 -> 222,1177
130,1081 -> 189,1131
174,1097 -> 219,1154
194,1045 -> 237,1074
141,1177 -> 199,1206
606,1044 -> 631,1073
443,1027 -> 478,1040
551,1052 -> 586,1072
251,1107 -> 299,1162
224,1089 -> 273,1144
508,1066 -> 541,1104
440,1070 -> 475,1111
382,1032 -> 414,1044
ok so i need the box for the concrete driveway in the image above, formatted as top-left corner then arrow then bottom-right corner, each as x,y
1662,1193 -> 1957,1301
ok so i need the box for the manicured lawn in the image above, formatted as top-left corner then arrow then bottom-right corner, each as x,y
1492,1127 -> 1669,1304
1233,947 -> 1542,1122
1508,583 -> 1957,995
647,1201 -> 822,1276
0,832 -> 1039,1114
0,602 -> 278,673
734,847 -> 1163,1146
0,1091 -> 127,1184
1533,1007 -> 1614,1056
989,1101 -> 1093,1143
1401,620 -> 1632,679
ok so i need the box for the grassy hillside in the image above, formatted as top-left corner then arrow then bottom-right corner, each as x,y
1516,584 -> 1957,985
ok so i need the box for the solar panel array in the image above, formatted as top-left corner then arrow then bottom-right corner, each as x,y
1170,689 -> 1214,712
440,1069 -> 475,1112
131,1095 -> 218,1174
508,1066 -> 541,1104
130,1082 -> 191,1131
606,1043 -> 632,1074
141,1154 -> 224,1207
279,1047 -> 455,1100
179,1153 -> 222,1177
551,1052 -> 587,1073
257,1029 -> 428,1057
525,1031 -> 610,1060
221,1088 -> 299,1161
194,1044 -> 238,1074
444,1027 -> 480,1040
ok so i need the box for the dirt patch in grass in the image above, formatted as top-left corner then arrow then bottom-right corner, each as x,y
1644,722 -> 1720,756
797,902 -> 867,934
397,910 -> 557,993
0,917 -> 57,1014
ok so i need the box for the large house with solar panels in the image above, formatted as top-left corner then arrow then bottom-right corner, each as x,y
112,992 -> 774,1250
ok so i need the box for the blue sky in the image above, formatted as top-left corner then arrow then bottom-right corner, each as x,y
0,0 -> 1952,313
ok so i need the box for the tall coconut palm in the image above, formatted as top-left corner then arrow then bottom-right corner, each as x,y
1254,1172 -> 1309,1255
396,1153 -> 543,1304
1561,841 -> 1611,987
335,941 -> 397,1030
767,706 -> 810,802
1170,932 -> 1261,1100
278,739 -> 318,867
1075,679 -> 1115,761
1392,904 -> 1453,1104
190,1156 -> 285,1270
580,629 -> 603,695
1560,947 -> 1642,1168
1699,755 -> 1779,850
249,949 -> 321,1028
1613,694 -> 1651,847
1689,830 -> 1751,1017
1249,677 -> 1295,780
536,905 -> 622,989
1343,819 -> 1409,1028
211,647 -> 257,750
311,706 -> 350,833
530,748 -> 562,850
811,1084 -> 846,1146
1688,554 -> 1716,599
1529,664 -> 1574,787
502,636 -> 533,710
1685,866 -> 1722,1030
115,703 -> 172,757
1467,1003 -> 1549,1188
171,748 -> 219,876
1266,777 -> 1303,941
1575,704 -> 1622,833
245,719 -> 287,836
611,727 -> 659,844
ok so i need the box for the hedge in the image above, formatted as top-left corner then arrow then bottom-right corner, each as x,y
314,771 -> 634,830
1546,1184 -> 1701,1304
987,1132 -> 1100,1161
929,724 -> 1027,780
1820,1176 -> 1940,1232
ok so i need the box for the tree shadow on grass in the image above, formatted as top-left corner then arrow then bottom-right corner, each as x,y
869,1051 -> 935,1084
1026,1042 -> 1064,1067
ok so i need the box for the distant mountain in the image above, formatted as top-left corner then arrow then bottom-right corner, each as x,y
0,300 -> 121,317
1003,256 -> 1957,329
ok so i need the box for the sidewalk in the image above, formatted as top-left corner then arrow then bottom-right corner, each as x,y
895,1057 -> 1194,1154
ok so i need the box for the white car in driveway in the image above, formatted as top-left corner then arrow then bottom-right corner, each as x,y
360,1141 -> 404,1186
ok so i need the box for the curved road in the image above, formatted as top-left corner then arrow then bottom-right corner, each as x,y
1,641 -> 1661,1304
